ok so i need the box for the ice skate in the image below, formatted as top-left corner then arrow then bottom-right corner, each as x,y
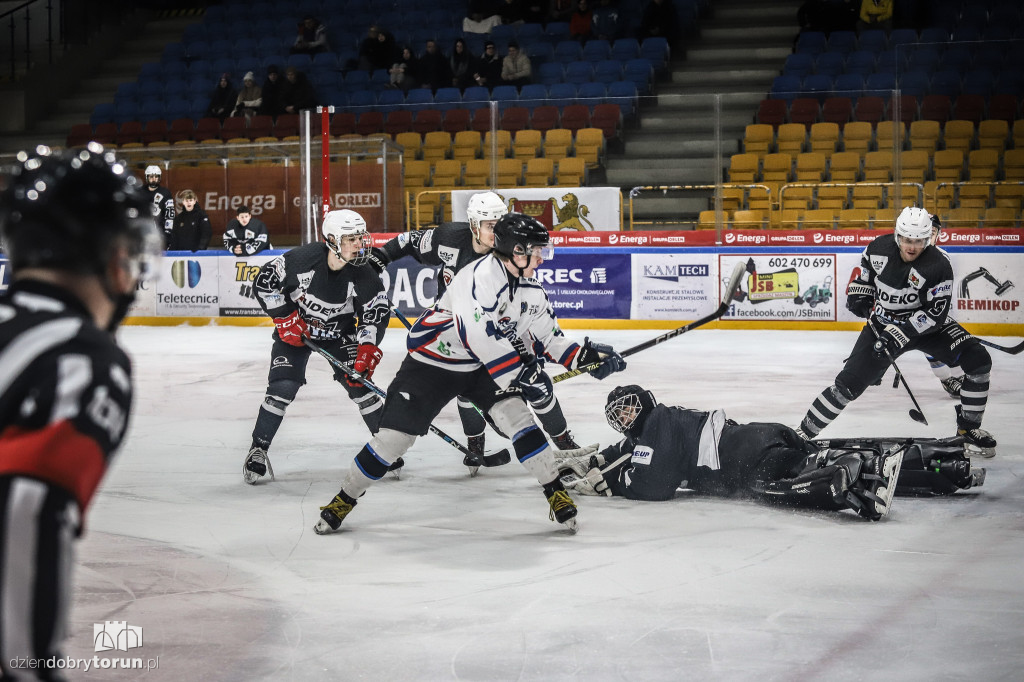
848,447 -> 904,521
387,457 -> 405,479
243,445 -> 274,484
314,490 -> 358,534
955,406 -> 997,455
464,434 -> 485,477
543,483 -> 578,533
552,430 -> 580,450
940,375 -> 963,398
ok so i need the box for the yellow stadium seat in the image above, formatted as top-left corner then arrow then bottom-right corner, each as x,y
873,207 -> 897,228
496,158 -> 523,186
743,123 -> 774,156
1013,119 -> 1024,149
982,206 -> 1018,228
778,208 -> 802,230
452,130 -> 482,161
958,183 -> 991,209
761,153 -> 793,182
977,119 -> 1009,151
863,150 -> 893,181
544,128 -> 573,160
697,209 -> 720,230
721,186 -> 746,212
728,153 -> 760,183
732,209 -> 766,229
875,120 -> 905,151
555,157 -> 585,186
781,185 -> 813,211
925,181 -> 955,214
404,159 -> 431,187
394,132 -> 422,159
851,183 -> 884,209
816,185 -> 849,210
898,150 -> 929,183
775,123 -> 807,155
801,208 -> 837,229
942,207 -> 983,229
482,130 -> 512,158
795,152 -> 827,181
432,159 -> 463,186
829,151 -> 862,182
968,149 -> 999,182
993,183 -> 1024,208
842,121 -> 873,155
837,208 -> 871,229
809,122 -> 840,156
932,149 -> 964,183
512,129 -> 543,160
942,120 -> 974,154
523,157 -> 555,186
909,119 -> 941,152
462,158 -> 492,188
421,131 -> 452,162
1003,149 -> 1024,181
573,128 -> 605,167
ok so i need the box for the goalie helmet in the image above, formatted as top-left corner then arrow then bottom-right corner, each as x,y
894,206 -> 932,246
322,208 -> 371,266
466,191 -> 507,242
0,144 -> 161,280
605,384 -> 657,436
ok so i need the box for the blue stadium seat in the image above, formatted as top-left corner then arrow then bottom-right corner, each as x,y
461,86 -> 491,109
375,89 -> 406,112
803,74 -> 833,101
610,38 -> 640,62
544,21 -> 570,42
607,80 -> 638,117
930,70 -> 962,98
887,28 -> 917,48
344,70 -> 370,88
770,75 -> 803,101
518,83 -> 549,107
433,87 -> 462,111
905,46 -> 940,72
961,70 -> 996,97
526,42 -> 555,66
554,40 -> 583,63
938,46 -> 973,73
919,27 -> 949,43
115,82 -> 139,104
538,62 -> 564,86
582,39 -> 611,63
639,37 -> 669,72
863,72 -> 896,98
844,50 -> 876,76
826,30 -> 857,54
814,52 -> 845,78
783,53 -> 814,78
622,58 -> 654,95
347,89 -> 376,108
405,88 -> 434,112
547,82 -> 577,108
490,85 -> 519,111
897,70 -> 930,100
576,81 -> 607,107
832,73 -> 864,99
593,60 -> 622,84
564,61 -> 595,85
856,30 -> 887,53
795,31 -> 827,54
517,23 -> 544,45
138,62 -> 162,79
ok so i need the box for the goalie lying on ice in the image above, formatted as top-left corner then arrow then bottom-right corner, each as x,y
555,385 -> 985,521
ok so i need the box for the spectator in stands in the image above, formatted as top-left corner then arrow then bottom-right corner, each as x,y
389,46 -> 419,92
259,65 -> 283,118
592,0 -> 621,41
206,73 -> 238,123
569,0 -> 594,42
501,41 -> 532,89
280,66 -> 317,115
168,190 -> 211,252
231,71 -> 263,121
359,25 -> 397,72
638,0 -> 680,46
856,0 -> 893,33
290,15 -> 330,55
473,40 -> 504,90
223,206 -> 271,256
498,0 -> 526,25
549,0 -> 575,23
450,38 -> 476,91
463,9 -> 502,34
419,39 -> 453,94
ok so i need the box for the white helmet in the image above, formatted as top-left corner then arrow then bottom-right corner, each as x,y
322,209 -> 370,265
894,206 -> 932,245
467,191 -> 507,235
144,165 -> 161,177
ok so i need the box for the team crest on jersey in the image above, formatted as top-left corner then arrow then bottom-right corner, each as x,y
870,255 -> 888,273
631,445 -> 653,466
419,230 -> 434,253
297,270 -> 315,291
437,245 -> 458,266
442,267 -> 454,288
397,233 -> 410,246
907,268 -> 924,289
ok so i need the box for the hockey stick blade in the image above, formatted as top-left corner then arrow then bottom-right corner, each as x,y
977,337 -> 1024,355
552,260 -> 747,384
303,339 -> 511,466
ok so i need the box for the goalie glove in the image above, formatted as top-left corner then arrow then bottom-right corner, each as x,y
558,455 -> 612,497
273,310 -> 308,347
574,337 -> 627,380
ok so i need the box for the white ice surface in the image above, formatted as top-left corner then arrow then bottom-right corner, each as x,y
65,327 -> 1024,681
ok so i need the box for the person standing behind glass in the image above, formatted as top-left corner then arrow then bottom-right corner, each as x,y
224,205 -> 272,256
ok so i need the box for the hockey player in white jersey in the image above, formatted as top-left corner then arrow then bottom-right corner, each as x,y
314,213 -> 626,534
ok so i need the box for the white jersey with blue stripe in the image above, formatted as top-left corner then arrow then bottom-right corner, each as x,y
405,254 -> 580,389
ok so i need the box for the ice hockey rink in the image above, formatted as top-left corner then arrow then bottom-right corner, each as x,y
64,325 -> 1024,681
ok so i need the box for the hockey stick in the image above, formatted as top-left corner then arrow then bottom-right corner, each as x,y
867,322 -> 928,425
552,259 -> 750,384
976,337 -> 1024,355
303,339 -> 512,467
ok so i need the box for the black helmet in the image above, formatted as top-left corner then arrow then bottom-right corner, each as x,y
492,212 -> 550,262
605,384 -> 657,436
0,144 -> 161,277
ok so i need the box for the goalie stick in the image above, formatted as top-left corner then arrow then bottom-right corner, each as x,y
552,258 -> 750,384
303,339 -> 512,467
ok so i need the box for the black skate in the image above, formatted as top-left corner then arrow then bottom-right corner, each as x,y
243,445 -> 274,485
543,480 -> 578,533
955,406 -> 997,455
314,490 -> 358,534
552,430 -> 580,450
464,434 -> 485,477
387,457 -> 405,480
940,375 -> 963,398
846,446 -> 904,521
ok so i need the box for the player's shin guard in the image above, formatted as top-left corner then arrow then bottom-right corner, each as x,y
512,425 -> 560,485
799,383 -> 854,437
533,395 -> 575,448
251,390 -> 296,448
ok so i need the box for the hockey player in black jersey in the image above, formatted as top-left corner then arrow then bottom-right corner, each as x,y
314,213 -> 627,535
558,386 -> 907,520
0,144 -> 163,677
370,191 -> 584,473
797,206 -> 996,452
243,209 -> 392,484
143,164 -> 175,246
223,205 -> 271,255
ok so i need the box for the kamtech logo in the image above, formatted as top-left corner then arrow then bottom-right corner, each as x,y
170,260 -> 201,288
643,263 -> 709,283
94,621 -> 143,652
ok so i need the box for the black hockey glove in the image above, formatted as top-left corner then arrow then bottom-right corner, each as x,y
575,337 -> 626,380
845,282 -> 876,318
874,321 -> 912,355
513,357 -> 553,404
366,247 -> 390,275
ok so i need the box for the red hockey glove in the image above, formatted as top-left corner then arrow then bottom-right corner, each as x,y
273,310 -> 308,347
349,343 -> 383,386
